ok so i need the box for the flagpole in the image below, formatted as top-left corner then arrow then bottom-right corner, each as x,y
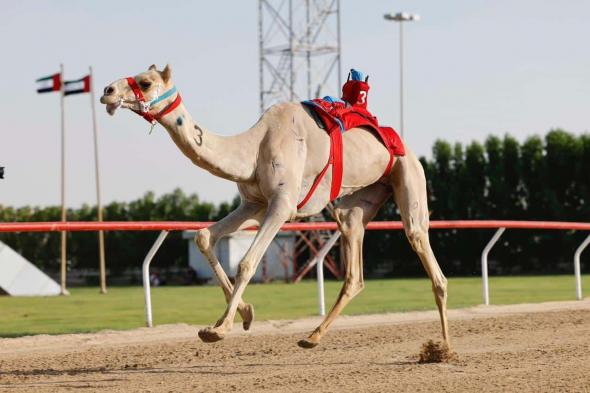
59,63 -> 69,296
89,66 -> 107,294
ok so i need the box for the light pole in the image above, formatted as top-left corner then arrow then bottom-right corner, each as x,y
383,12 -> 420,139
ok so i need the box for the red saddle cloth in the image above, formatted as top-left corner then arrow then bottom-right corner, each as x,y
298,98 -> 405,209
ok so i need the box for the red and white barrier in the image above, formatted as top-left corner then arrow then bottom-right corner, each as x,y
0,220 -> 588,326
2,220 -> 590,233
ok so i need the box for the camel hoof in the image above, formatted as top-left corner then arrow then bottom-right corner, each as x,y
297,338 -> 319,349
198,327 -> 226,343
241,303 -> 255,331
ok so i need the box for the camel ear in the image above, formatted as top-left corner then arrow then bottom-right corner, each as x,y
148,64 -> 157,71
161,64 -> 172,83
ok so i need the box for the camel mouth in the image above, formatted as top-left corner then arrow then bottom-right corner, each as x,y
106,101 -> 122,116
101,95 -> 125,116
101,94 -> 139,116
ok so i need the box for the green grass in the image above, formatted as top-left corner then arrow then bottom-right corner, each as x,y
0,275 -> 588,337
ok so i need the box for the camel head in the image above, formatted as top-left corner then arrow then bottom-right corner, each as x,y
100,64 -> 174,116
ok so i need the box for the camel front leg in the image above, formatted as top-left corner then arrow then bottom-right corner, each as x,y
299,183 -> 391,348
198,193 -> 294,343
195,201 -> 265,330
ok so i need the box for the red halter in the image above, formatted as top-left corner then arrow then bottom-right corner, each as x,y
126,77 -> 182,124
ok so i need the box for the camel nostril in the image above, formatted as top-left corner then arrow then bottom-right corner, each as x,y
104,86 -> 115,95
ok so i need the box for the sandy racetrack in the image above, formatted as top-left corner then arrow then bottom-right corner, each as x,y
1,300 -> 589,392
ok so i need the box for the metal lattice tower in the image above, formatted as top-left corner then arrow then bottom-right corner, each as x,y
258,0 -> 342,114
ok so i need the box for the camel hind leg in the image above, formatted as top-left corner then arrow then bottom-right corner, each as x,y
298,182 -> 391,348
391,150 -> 451,348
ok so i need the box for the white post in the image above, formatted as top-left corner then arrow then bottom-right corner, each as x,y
142,230 -> 169,327
316,251 -> 325,316
316,232 -> 341,316
481,228 -> 505,306
574,234 -> 590,301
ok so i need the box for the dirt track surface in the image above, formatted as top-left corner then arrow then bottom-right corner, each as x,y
1,300 -> 589,392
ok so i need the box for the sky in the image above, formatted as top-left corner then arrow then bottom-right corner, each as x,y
0,0 -> 588,208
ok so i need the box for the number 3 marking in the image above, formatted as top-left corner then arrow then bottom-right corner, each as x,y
358,91 -> 367,104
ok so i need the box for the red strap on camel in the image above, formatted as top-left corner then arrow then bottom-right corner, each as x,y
297,99 -> 405,210
296,128 -> 342,210
126,77 -> 146,103
148,94 -> 182,122
126,77 -> 182,124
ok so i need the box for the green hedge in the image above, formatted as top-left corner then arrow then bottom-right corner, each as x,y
365,129 -> 590,276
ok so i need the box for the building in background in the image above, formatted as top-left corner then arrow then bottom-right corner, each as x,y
183,231 -> 295,282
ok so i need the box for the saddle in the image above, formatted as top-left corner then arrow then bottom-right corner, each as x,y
298,69 -> 405,210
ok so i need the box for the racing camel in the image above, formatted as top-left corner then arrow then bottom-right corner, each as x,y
100,64 -> 450,349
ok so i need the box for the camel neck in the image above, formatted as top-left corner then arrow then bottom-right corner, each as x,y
157,102 -> 259,183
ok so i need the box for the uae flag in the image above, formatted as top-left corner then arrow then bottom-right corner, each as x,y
36,73 -> 62,93
64,75 -> 91,95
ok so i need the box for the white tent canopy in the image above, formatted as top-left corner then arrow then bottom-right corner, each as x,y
0,241 -> 61,296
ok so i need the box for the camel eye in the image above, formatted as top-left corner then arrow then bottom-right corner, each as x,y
139,80 -> 152,90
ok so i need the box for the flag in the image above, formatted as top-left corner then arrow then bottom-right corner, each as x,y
36,73 -> 61,93
64,75 -> 91,95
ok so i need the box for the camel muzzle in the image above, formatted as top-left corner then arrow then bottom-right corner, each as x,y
100,84 -> 124,115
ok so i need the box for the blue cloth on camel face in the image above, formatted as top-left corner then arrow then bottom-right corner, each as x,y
350,69 -> 366,81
